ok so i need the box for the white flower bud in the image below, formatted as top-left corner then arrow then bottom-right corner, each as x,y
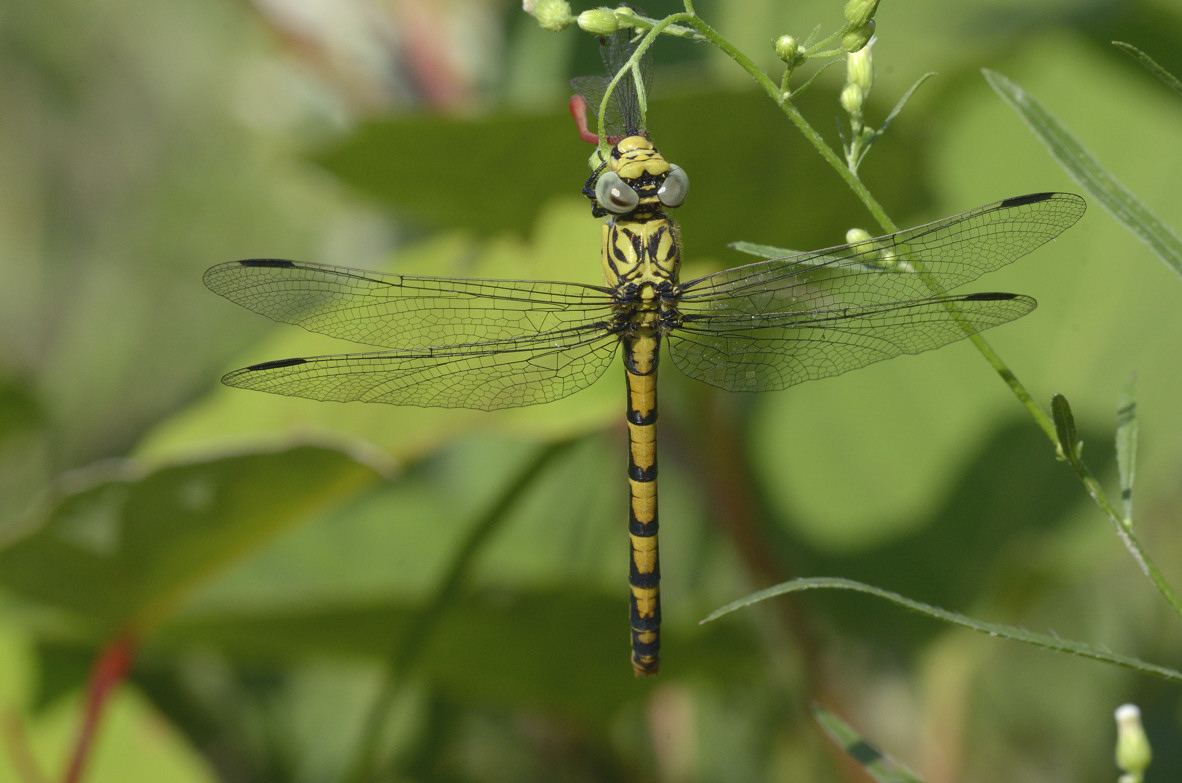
1115,704 -> 1152,778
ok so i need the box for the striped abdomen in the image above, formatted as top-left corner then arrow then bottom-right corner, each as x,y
624,332 -> 661,676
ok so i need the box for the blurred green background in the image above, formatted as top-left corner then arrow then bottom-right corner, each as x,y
2,0 -> 1181,781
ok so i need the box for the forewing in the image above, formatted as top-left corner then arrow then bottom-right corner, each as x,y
678,193 -> 1084,308
668,192 -> 1083,392
222,329 -> 622,410
204,259 -> 614,350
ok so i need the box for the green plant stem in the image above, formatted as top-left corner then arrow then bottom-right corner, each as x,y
704,577 -> 1182,683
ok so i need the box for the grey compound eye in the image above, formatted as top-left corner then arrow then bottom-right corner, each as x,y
657,164 -> 688,208
595,171 -> 640,214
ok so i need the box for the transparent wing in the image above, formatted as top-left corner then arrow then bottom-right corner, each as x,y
204,259 -> 616,350
669,192 -> 1085,391
670,293 -> 1035,391
222,328 -> 622,410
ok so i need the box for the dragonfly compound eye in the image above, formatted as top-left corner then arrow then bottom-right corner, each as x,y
596,171 -> 640,214
657,164 -> 688,208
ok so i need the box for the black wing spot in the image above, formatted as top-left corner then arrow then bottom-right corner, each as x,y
999,192 -> 1054,208
237,259 -> 297,269
246,357 -> 307,371
963,292 -> 1019,301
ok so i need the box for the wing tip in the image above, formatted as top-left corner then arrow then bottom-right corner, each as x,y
998,191 -> 1086,216
999,192 -> 1057,208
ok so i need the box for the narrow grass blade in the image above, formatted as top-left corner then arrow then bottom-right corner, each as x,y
812,704 -> 925,783
1116,374 -> 1138,523
984,69 -> 1182,278
702,577 -> 1182,684
728,241 -> 800,258
1112,41 -> 1182,97
874,72 -> 936,143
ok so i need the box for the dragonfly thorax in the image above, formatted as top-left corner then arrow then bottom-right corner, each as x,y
612,135 -> 669,181
591,136 -> 685,298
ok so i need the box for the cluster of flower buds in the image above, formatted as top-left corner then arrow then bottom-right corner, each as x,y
524,2 -> 640,36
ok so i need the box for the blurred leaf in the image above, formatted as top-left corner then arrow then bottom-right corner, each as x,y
984,69 -> 1182,278
812,704 -> 924,783
313,109 -> 581,236
312,89 -> 917,254
153,588 -> 757,727
1116,374 -> 1138,523
703,577 -> 1182,684
766,421 -> 1090,646
1112,41 -> 1182,97
0,444 -> 384,636
0,377 -> 50,524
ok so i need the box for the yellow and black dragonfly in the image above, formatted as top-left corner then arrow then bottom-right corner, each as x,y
204,34 -> 1085,676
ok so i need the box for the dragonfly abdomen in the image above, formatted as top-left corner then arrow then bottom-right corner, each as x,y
624,333 -> 661,676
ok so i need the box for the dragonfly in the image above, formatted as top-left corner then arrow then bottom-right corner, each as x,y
204,30 -> 1086,676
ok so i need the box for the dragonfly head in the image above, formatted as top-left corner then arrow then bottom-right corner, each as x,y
586,136 -> 689,218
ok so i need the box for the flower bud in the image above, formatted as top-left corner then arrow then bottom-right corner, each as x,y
845,228 -> 872,245
842,19 -> 875,53
613,5 -> 639,26
844,0 -> 880,28
846,41 -> 874,94
775,35 -> 801,64
1115,704 -> 1152,779
578,8 -> 619,35
525,0 -> 574,32
840,83 -> 864,117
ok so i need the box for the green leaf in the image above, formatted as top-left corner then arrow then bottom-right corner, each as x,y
702,577 -> 1182,684
812,704 -> 925,783
1112,41 -> 1182,97
847,72 -> 937,173
1116,374 -> 1138,523
1050,392 -> 1081,467
0,444 -> 384,636
984,69 -> 1182,278
876,73 -> 937,141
